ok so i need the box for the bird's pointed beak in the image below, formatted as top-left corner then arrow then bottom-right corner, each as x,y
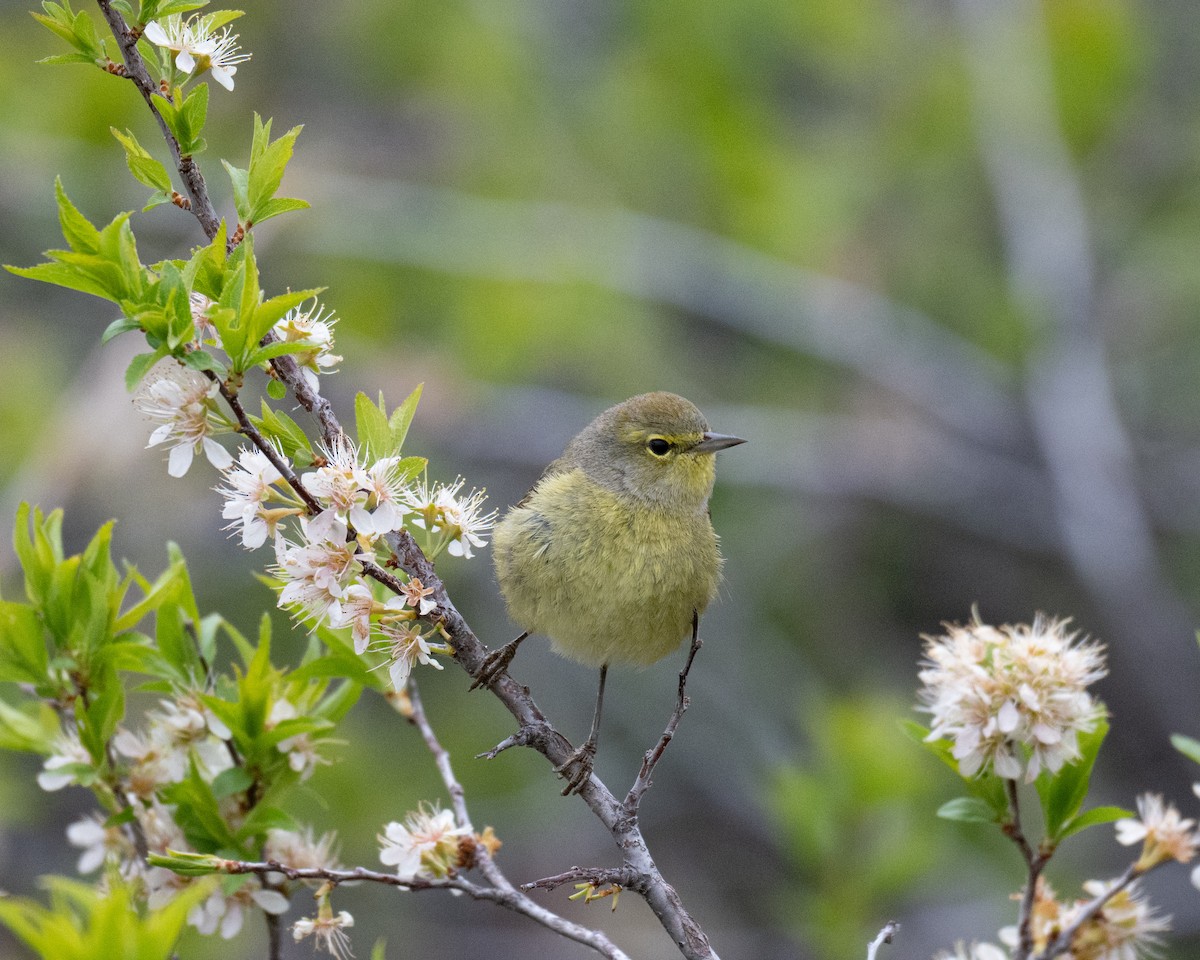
693,431 -> 746,454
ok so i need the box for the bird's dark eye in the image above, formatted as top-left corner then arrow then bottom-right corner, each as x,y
647,438 -> 671,456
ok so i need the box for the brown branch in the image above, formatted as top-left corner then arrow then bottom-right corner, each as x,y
212,377 -> 325,514
94,0 -> 222,240
1002,779 -> 1051,960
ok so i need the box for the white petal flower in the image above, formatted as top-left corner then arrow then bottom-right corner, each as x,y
918,613 -> 1106,782
66,815 -> 135,874
273,518 -> 361,627
292,909 -> 355,960
404,477 -> 497,559
273,298 -> 343,392
38,732 -> 91,791
218,445 -> 290,548
381,621 -> 442,691
134,361 -> 231,477
144,15 -> 251,91
378,805 -> 469,880
1114,793 -> 1197,869
304,437 -> 369,524
266,826 -> 341,872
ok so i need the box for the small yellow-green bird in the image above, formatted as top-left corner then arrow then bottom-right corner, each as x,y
479,391 -> 745,793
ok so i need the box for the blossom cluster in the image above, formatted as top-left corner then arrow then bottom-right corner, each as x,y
936,875 -> 1169,960
918,613 -> 1107,782
132,298 -> 496,695
257,439 -> 495,689
40,692 -> 335,938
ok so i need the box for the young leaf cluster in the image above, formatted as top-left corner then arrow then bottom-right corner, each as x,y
0,504 -> 365,950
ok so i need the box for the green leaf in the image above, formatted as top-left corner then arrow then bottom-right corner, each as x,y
180,349 -> 225,377
388,383 -> 423,452
235,804 -> 295,842
124,348 -> 168,390
355,385 -> 423,460
147,849 -> 225,877
245,115 -> 306,226
1037,716 -> 1108,841
158,84 -> 208,157
1056,804 -> 1133,842
252,401 -> 313,461
1172,733 -> 1200,766
211,765 -> 254,800
54,177 -> 100,252
936,796 -> 1000,823
31,1 -> 106,62
37,52 -> 97,65
100,316 -> 142,344
183,220 -> 229,299
222,157 -> 250,223
139,0 -> 209,21
266,379 -> 286,400
110,127 -> 172,192
160,760 -> 239,852
355,392 -> 391,459
0,697 -> 59,752
0,877 -> 210,960
0,601 -> 50,686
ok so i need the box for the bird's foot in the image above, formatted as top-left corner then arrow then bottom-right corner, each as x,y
556,739 -> 597,796
469,633 -> 527,691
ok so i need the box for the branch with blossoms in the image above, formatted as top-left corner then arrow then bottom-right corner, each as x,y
910,613 -> 1200,960
1,4 -> 723,960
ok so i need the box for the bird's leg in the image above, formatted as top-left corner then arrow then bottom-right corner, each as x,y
557,663 -> 607,796
469,631 -> 529,691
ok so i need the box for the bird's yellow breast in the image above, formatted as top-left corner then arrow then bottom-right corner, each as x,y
493,468 -> 722,667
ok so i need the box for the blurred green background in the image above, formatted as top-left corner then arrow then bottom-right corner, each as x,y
2,0 -> 1200,957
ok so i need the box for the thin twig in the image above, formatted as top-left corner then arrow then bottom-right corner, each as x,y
93,0 -> 222,240
522,867 -> 641,894
1002,779 -> 1050,960
406,679 -> 470,829
866,921 -> 900,960
625,626 -> 702,813
1034,864 -> 1139,960
212,378 -> 324,513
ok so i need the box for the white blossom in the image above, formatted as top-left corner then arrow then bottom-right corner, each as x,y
188,881 -> 288,939
218,446 -> 289,548
380,621 -> 442,691
292,909 -> 355,960
405,477 -> 497,558
66,815 -> 135,874
378,805 -> 469,880
272,299 -> 342,392
144,15 -> 251,91
273,517 -> 360,627
918,613 -> 1106,782
1114,794 -> 1197,869
134,361 -> 232,477
267,699 -> 327,780
37,731 -> 91,791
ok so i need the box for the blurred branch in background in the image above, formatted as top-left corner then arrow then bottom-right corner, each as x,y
953,0 -> 1199,764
